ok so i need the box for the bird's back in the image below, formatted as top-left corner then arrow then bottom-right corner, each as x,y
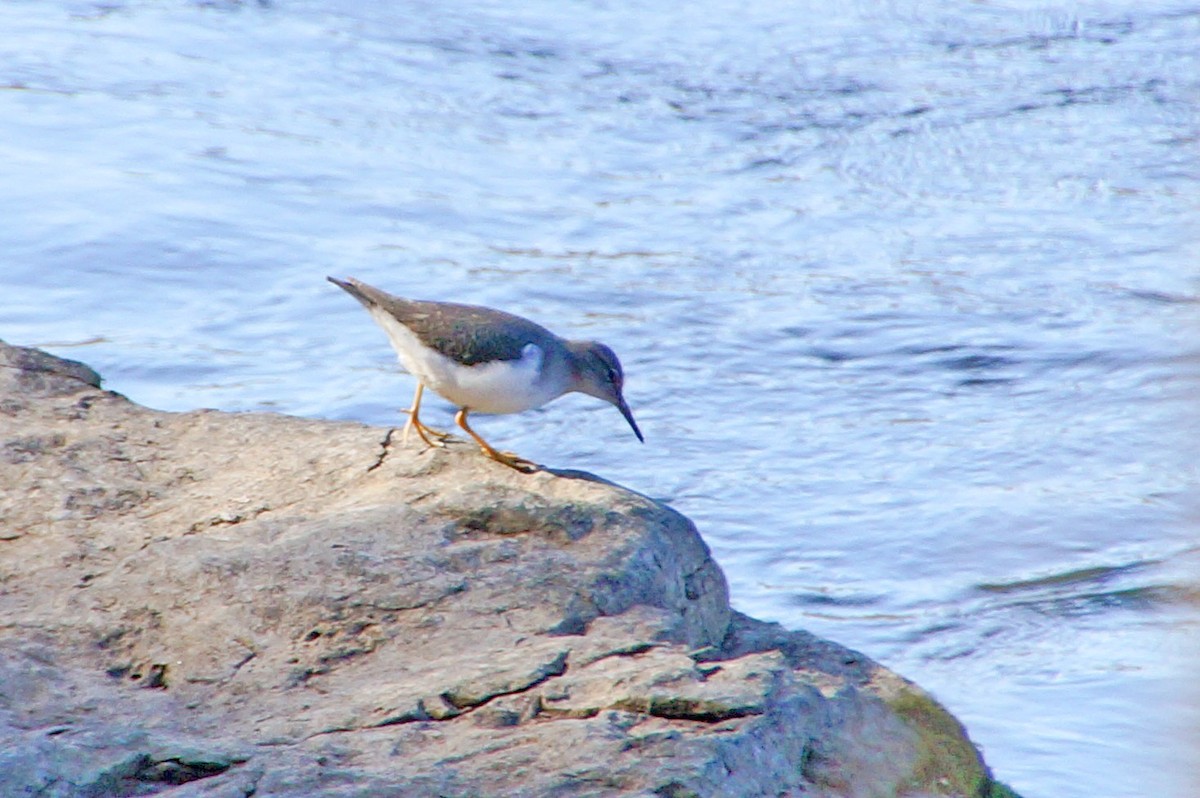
329,277 -> 564,366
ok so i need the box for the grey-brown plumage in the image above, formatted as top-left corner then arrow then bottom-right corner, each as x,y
331,278 -> 562,366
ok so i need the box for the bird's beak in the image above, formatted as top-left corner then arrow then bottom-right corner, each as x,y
617,396 -> 644,443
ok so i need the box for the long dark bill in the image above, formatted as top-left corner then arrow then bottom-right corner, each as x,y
617,396 -> 644,443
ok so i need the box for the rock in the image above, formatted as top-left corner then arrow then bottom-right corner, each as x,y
0,339 -> 1018,797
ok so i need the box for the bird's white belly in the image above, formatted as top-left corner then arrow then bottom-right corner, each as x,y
369,307 -> 561,414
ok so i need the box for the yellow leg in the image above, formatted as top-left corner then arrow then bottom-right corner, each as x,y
454,408 -> 538,473
402,383 -> 450,448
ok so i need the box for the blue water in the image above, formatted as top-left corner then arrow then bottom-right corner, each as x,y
2,2 -> 1198,795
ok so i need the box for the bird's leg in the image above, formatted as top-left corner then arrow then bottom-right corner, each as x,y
402,383 -> 450,448
454,408 -> 538,473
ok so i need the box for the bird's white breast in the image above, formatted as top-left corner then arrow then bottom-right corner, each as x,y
368,306 -> 564,414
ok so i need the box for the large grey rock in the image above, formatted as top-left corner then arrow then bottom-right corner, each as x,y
0,339 -> 1015,797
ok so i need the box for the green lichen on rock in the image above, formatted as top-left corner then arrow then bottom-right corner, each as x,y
888,687 -> 992,797
981,780 -> 1024,798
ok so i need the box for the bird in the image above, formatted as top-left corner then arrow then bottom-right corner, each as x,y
327,276 -> 643,472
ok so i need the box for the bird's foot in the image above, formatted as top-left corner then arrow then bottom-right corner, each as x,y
483,448 -> 540,474
402,414 -> 452,448
451,408 -> 539,473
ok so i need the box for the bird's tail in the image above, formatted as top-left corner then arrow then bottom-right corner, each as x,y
327,276 -> 380,308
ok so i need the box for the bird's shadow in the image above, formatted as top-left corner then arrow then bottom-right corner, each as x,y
535,465 -> 613,485
536,465 -> 665,509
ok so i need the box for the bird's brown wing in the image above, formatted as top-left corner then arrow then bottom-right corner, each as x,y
329,277 -> 561,366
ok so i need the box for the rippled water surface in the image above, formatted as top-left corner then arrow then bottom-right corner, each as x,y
3,2 -> 1198,795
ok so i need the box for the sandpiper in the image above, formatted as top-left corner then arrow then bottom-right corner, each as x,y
328,276 -> 643,472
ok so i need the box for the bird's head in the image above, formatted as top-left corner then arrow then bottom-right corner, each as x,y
567,340 -> 644,443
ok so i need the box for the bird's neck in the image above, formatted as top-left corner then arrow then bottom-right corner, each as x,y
561,339 -> 597,393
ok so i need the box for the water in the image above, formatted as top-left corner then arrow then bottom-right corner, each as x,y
2,2 -> 1198,795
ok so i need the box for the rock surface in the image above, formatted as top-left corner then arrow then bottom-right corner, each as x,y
0,339 -> 1015,797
